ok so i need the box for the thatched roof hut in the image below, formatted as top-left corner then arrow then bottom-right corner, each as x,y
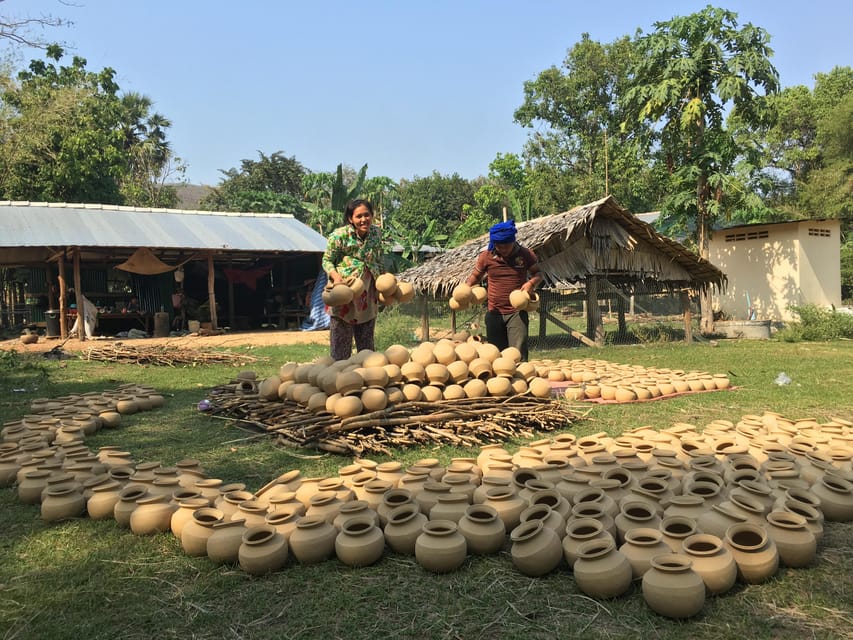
399,195 -> 725,297
399,195 -> 726,346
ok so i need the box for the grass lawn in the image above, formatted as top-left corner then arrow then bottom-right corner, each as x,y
1,339 -> 851,639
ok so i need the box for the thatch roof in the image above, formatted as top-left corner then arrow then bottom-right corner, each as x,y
399,195 -> 726,297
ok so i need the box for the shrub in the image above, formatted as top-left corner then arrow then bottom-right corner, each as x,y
776,304 -> 853,341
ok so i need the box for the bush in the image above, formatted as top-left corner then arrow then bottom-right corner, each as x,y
374,306 -> 420,350
776,304 -> 853,341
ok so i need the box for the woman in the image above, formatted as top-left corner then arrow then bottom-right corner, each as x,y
322,199 -> 385,360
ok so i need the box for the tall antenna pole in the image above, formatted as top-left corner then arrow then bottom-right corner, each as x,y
604,128 -> 610,196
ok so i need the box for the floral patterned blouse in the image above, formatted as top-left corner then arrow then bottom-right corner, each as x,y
322,224 -> 386,324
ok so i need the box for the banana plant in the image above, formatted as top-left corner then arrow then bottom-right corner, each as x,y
330,163 -> 368,212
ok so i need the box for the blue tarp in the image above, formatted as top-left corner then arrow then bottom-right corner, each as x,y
301,272 -> 330,331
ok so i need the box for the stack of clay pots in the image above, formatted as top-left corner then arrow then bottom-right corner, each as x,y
375,273 -> 415,306
3,394 -> 852,615
321,272 -> 415,308
531,357 -> 732,403
254,339 -> 559,418
448,283 -> 488,312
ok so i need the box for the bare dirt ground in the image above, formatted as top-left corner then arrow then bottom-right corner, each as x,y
0,329 -> 330,354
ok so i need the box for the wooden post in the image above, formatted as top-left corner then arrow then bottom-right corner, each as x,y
207,251 -> 218,330
681,290 -> 693,344
450,309 -> 457,335
538,290 -> 547,339
420,294 -> 430,343
58,254 -> 67,338
616,292 -> 627,340
586,276 -> 604,346
72,247 -> 84,340
227,257 -> 235,328
45,262 -> 56,311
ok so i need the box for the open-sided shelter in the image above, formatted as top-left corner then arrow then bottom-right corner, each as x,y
399,195 -> 726,345
0,201 -> 327,338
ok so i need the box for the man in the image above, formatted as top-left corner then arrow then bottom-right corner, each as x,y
465,220 -> 542,361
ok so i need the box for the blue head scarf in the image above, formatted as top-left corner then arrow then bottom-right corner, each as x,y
488,220 -> 517,251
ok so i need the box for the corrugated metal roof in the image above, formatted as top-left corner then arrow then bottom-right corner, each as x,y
0,201 -> 327,253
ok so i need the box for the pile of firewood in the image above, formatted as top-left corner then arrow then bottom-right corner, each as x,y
205,385 -> 587,455
80,343 -> 261,367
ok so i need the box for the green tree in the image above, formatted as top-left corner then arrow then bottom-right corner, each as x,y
796,69 -> 853,222
388,217 -> 448,269
622,6 -> 779,332
116,92 -> 184,207
393,171 -> 476,239
0,46 -> 181,205
514,33 -> 659,213
299,163 -> 376,235
200,150 -> 308,216
0,45 -> 127,203
362,175 -> 399,227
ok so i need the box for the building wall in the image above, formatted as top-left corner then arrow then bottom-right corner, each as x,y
709,220 -> 841,322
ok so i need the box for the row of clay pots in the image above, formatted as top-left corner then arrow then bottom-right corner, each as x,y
4,400 -> 851,615
239,343 -> 562,418
0,386 -> 168,488
531,358 -> 733,403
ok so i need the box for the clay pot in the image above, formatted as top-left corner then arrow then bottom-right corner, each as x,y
451,283 -> 475,306
510,519 -> 563,576
810,474 -> 853,521
384,344 -> 410,367
642,554 -> 705,619
429,493 -> 471,523
509,289 -> 530,311
322,282 -> 355,306
415,520 -> 468,573
265,508 -> 302,541
696,503 -> 748,540
482,487 -> 526,532
375,273 -> 398,296
724,522 -> 779,584
573,538 -> 633,599
615,501 -> 662,544
776,499 -> 824,543
384,503 -> 429,555
181,507 -> 225,557
238,525 -> 289,575
377,489 -> 414,527
681,533 -> 737,596
17,469 -> 52,505
563,517 -> 613,569
114,397 -> 139,415
306,492 -> 344,524
114,486 -> 149,527
395,281 -> 415,303
130,494 -> 177,535
335,516 -> 385,567
207,519 -> 248,564
41,486 -> 86,522
289,516 -> 337,565
333,500 -> 379,532
658,515 -> 699,553
619,527 -> 672,578
764,511 -> 817,568
520,503 -> 566,541
170,497 -> 211,538
457,504 -> 506,555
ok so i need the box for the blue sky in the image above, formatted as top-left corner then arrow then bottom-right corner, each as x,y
3,1 -> 851,186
